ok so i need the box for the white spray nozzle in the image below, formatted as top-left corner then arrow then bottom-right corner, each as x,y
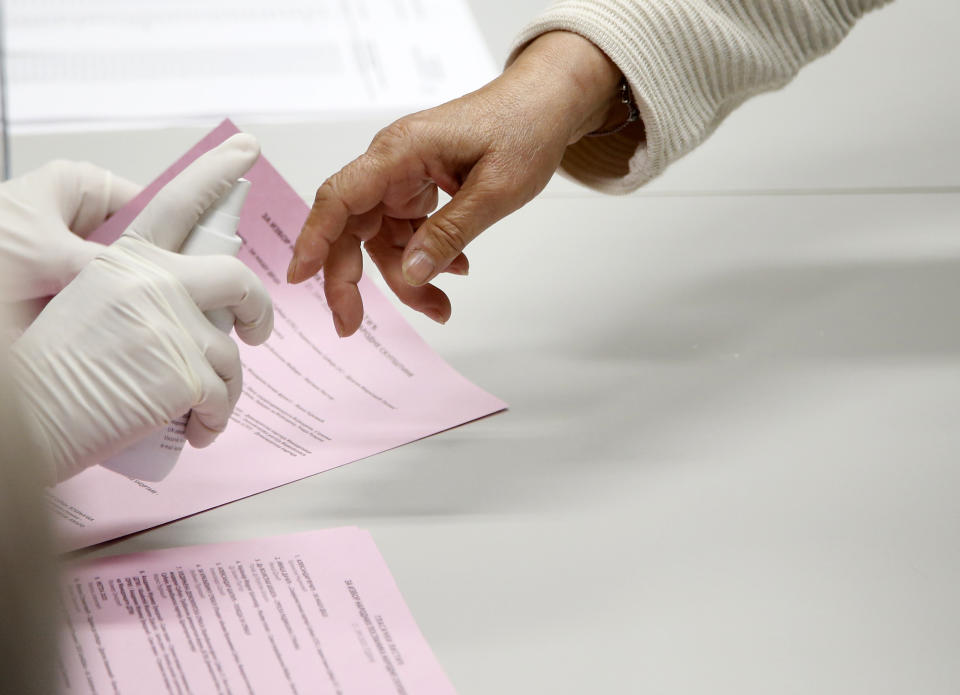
195,177 -> 251,230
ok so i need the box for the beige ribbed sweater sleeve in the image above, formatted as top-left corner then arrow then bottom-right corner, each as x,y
510,0 -> 891,193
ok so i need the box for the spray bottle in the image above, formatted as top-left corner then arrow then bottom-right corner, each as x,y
101,178 -> 252,481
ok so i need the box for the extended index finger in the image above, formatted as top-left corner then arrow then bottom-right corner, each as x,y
128,133 -> 259,251
288,151 -> 395,284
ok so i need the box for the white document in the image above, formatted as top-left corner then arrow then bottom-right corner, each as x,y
3,0 -> 497,131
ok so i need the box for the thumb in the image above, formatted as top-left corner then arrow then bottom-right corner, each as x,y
400,163 -> 518,287
127,133 -> 259,251
43,161 -> 143,238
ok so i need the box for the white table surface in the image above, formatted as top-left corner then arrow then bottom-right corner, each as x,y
16,1 -> 960,693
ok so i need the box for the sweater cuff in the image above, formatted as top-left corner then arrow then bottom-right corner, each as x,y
509,5 -> 672,194
509,1 -> 886,194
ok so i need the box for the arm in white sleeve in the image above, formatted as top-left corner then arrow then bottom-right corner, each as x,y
0,311 -> 59,694
510,0 -> 892,193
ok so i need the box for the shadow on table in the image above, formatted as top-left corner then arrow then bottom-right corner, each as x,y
581,257 -> 960,363
278,255 -> 960,519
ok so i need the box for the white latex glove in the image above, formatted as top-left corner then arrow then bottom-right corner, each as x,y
0,160 -> 141,302
9,134 -> 273,483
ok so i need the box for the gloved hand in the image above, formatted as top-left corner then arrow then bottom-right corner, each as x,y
0,159 -> 141,302
9,134 -> 274,483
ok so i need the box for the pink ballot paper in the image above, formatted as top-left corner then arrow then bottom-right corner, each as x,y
58,527 -> 458,694
46,120 -> 506,551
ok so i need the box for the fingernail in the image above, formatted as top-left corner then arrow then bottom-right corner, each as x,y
447,265 -> 468,276
425,308 -> 448,324
402,251 -> 435,286
333,312 -> 345,337
287,257 -> 300,283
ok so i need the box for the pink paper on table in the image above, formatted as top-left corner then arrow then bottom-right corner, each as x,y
58,527 -> 458,694
46,120 -> 506,551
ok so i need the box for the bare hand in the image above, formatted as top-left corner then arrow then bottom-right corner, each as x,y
287,31 -> 623,336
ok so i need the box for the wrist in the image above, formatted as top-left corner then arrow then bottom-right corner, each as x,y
502,31 -> 623,144
7,347 -> 63,483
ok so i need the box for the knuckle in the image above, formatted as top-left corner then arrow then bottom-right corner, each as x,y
315,174 -> 357,218
222,336 -> 241,365
220,255 -> 253,286
240,310 -> 273,345
222,254 -> 248,277
42,158 -> 75,175
368,120 -> 424,167
152,268 -> 185,297
200,416 -> 227,436
112,244 -> 179,293
239,266 -> 268,306
152,187 -> 205,224
313,179 -> 338,206
71,160 -> 104,178
323,174 -> 350,207
427,216 -> 468,257
373,119 -> 415,149
200,378 -> 230,414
